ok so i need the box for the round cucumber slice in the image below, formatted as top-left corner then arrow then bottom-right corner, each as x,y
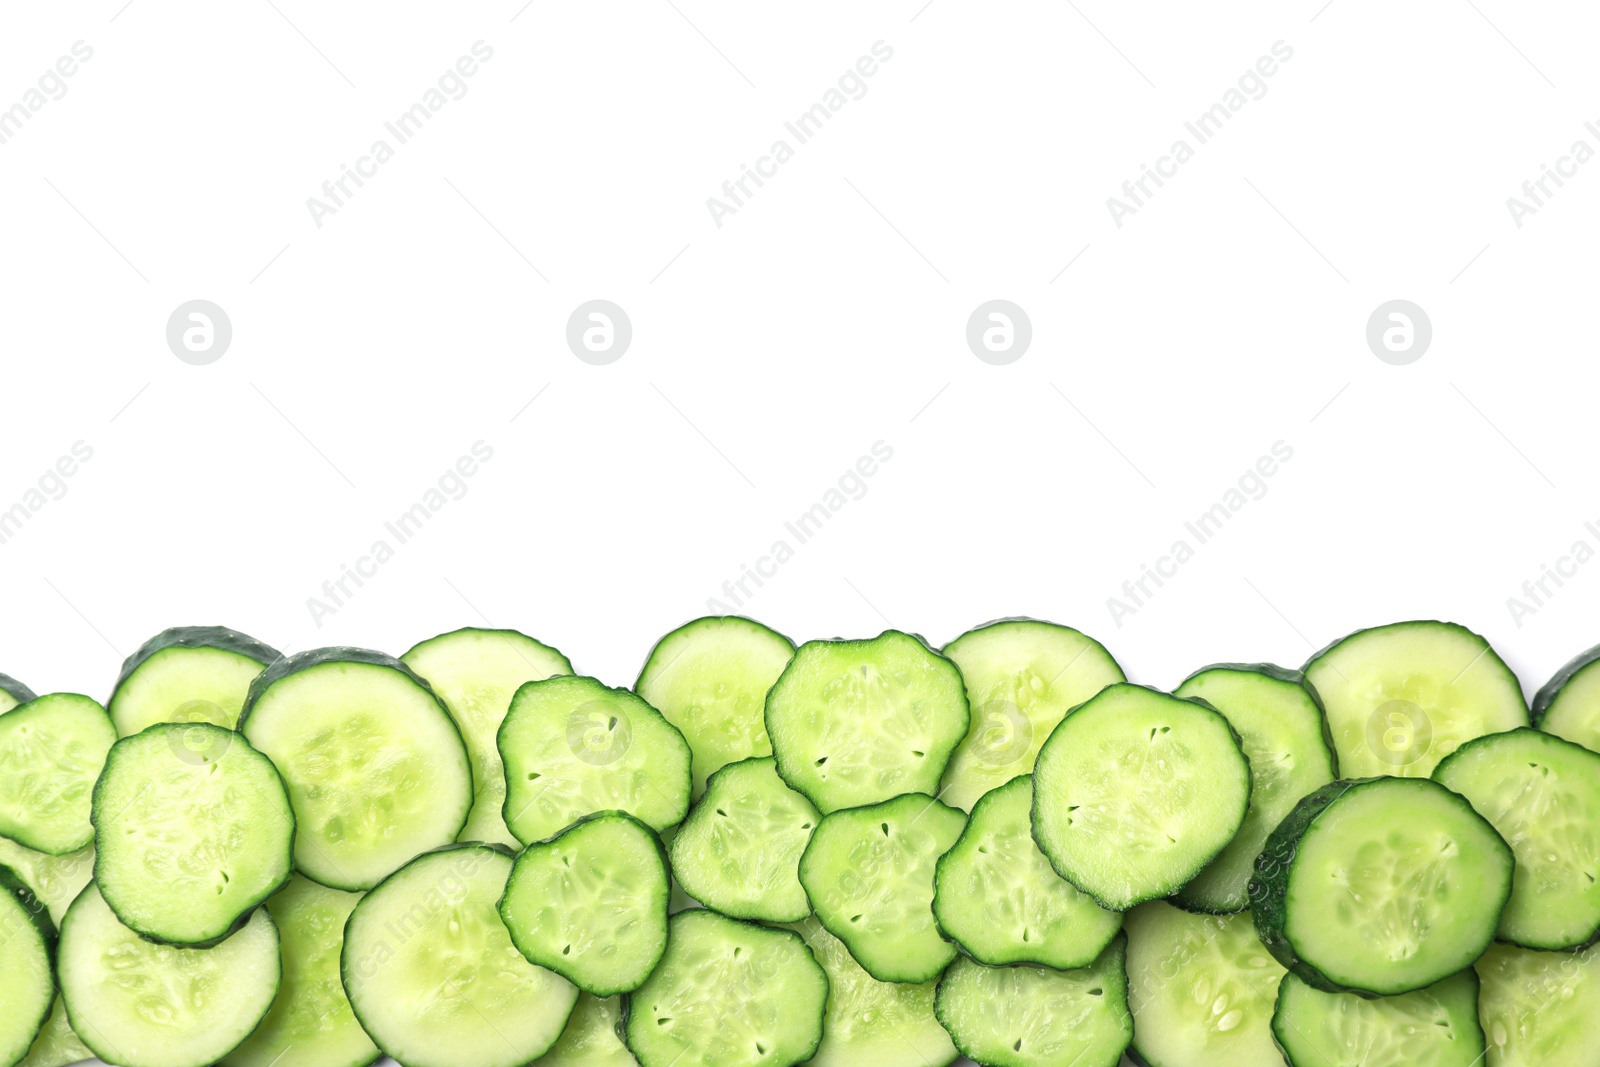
1476,941 -> 1600,1067
0,674 -> 36,716
668,756 -> 819,923
798,792 -> 966,984
938,619 -> 1125,812
0,869 -> 55,1067
19,996 -> 91,1067
1271,969 -> 1485,1067
532,994 -> 636,1067
342,844 -> 578,1067
1534,643 -> 1600,755
933,774 -> 1121,970
0,693 -> 117,855
1303,620 -> 1527,778
765,631 -> 969,814
636,616 -> 795,798
1031,683 -> 1251,911
622,909 -> 827,1067
1251,777 -> 1513,996
402,626 -> 573,848
108,626 -> 280,737
240,648 -> 473,891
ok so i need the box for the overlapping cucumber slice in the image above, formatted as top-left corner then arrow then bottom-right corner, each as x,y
108,626 -> 280,736
0,673 -> 36,715
532,993 -> 637,1067
0,693 -> 116,855
1535,643 -> 1600,754
1271,970 -> 1485,1067
1476,941 -> 1600,1067
0,869 -> 55,1067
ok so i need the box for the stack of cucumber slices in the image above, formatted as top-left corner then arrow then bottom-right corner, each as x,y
6,616 -> 1600,1067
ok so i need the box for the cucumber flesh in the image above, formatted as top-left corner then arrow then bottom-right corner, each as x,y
108,626 -> 280,737
938,619 -> 1124,812
532,994 -> 637,1067
0,838 -> 93,926
1475,941 -> 1600,1067
0,674 -> 37,716
1271,969 -> 1484,1067
0,693 -> 117,855
19,996 -> 91,1067
0,870 -> 55,1067
1534,644 -> 1600,755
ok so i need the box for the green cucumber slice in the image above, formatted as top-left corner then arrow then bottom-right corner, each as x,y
19,996 -> 91,1067
219,875 -> 379,1067
500,811 -> 669,997
498,676 -> 691,846
532,994 -> 637,1067
933,774 -> 1121,970
93,723 -> 294,945
402,626 -> 574,848
0,869 -> 55,1067
1271,969 -> 1484,1067
1124,903 -> 1286,1067
934,936 -> 1132,1067
240,648 -> 473,891
1031,683 -> 1251,910
622,909 -> 827,1067
1171,664 -> 1338,913
765,631 -> 968,814
1251,777 -> 1513,996
1303,620 -> 1527,778
635,616 -> 795,798
798,792 -> 965,984
108,626 -> 280,737
0,674 -> 36,716
0,839 -> 92,927
342,844 -> 578,1067
1534,643 -> 1600,754
0,694 -> 116,855
667,756 -> 819,923
59,884 -> 280,1067
1476,941 -> 1600,1067
938,619 -> 1124,812
1433,727 -> 1600,949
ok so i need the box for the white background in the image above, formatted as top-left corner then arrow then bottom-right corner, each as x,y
2,1 -> 1597,1064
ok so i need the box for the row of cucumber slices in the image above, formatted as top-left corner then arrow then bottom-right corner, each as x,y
0,616 -> 1597,1067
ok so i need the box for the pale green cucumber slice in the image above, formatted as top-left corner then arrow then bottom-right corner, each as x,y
533,994 -> 637,1067
1535,643 -> 1600,754
1476,941 -> 1600,1067
0,839 -> 92,927
636,616 -> 795,798
933,774 -> 1120,970
0,869 -> 55,1067
0,675 -> 36,716
108,626 -> 279,737
0,694 -> 116,855
938,619 -> 1124,812
19,996 -> 91,1067
1271,970 -> 1484,1067
403,626 -> 574,847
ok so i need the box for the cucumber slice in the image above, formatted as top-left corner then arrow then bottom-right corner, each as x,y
0,674 -> 36,716
19,996 -> 91,1067
933,774 -> 1121,970
402,627 -> 574,848
667,756 -> 819,923
622,909 -> 827,1067
1170,664 -> 1338,913
1303,620 -> 1527,778
1271,970 -> 1484,1067
938,619 -> 1125,812
500,811 -> 669,996
1251,777 -> 1513,996
240,648 -> 473,891
934,936 -> 1133,1067
1433,727 -> 1600,949
0,839 -> 92,926
498,676 -> 691,846
798,792 -> 965,984
0,694 -> 116,855
342,844 -> 578,1067
59,884 -> 280,1067
0,869 -> 56,1067
1534,643 -> 1600,754
532,994 -> 637,1067
635,616 -> 795,798
765,631 -> 968,814
108,626 -> 280,737
787,915 -> 956,1067
1031,683 -> 1251,911
1124,903 -> 1285,1067
92,723 -> 294,945
219,875 -> 379,1067
1475,941 -> 1600,1067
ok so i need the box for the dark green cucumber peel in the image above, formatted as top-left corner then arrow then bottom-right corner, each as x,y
0,674 -> 36,707
112,626 -> 282,695
1533,642 -> 1600,727
240,646 -> 454,725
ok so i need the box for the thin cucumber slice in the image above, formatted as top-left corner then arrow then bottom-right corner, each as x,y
1534,643 -> 1600,754
240,648 -> 473,891
498,676 -> 691,845
667,756 -> 819,922
0,839 -> 92,926
1475,941 -> 1600,1067
622,909 -> 827,1067
1251,777 -> 1513,996
1124,903 -> 1286,1067
0,869 -> 55,1067
0,694 -> 116,855
933,774 -> 1121,970
93,723 -> 294,945
532,994 -> 637,1067
635,616 -> 795,798
0,674 -> 36,716
934,936 -> 1132,1067
1271,970 -> 1484,1067
59,884 -> 280,1067
1171,664 -> 1338,913
402,627 -> 574,848
342,844 -> 578,1067
1303,620 -> 1527,778
500,811 -> 669,997
787,915 -> 956,1067
798,792 -> 966,984
1433,727 -> 1600,949
1031,683 -> 1251,911
765,631 -> 968,814
938,619 -> 1125,812
108,626 -> 280,737
219,875 -> 378,1067
19,996 -> 91,1067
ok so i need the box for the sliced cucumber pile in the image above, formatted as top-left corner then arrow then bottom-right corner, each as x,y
0,693 -> 116,855
108,626 -> 280,737
1475,940 -> 1600,1067
1272,969 -> 1485,1067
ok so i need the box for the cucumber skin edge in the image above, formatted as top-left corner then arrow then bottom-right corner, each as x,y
1268,968 -> 1487,1067
112,625 -> 283,704
0,672 -> 36,707
1532,642 -> 1600,728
